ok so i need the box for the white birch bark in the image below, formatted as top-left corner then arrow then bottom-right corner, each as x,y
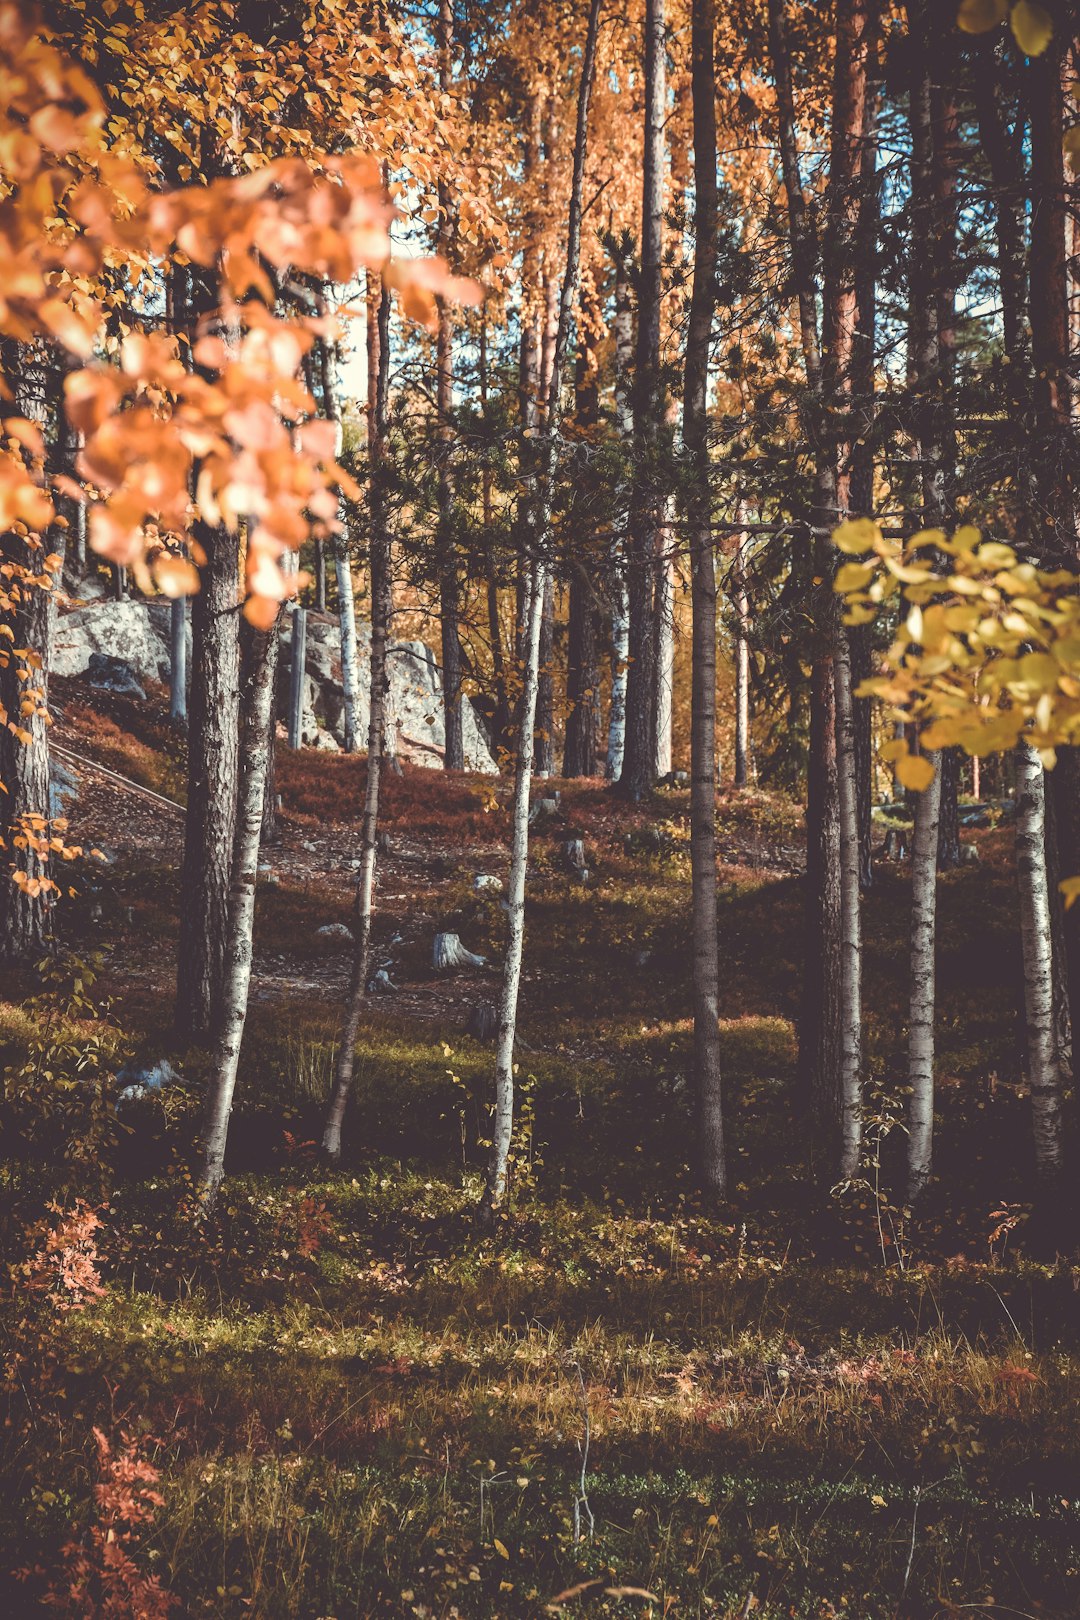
1015,742 -> 1064,1193
654,545 -> 675,779
833,616 -> 863,1179
322,277 -> 391,1163
605,257 -> 633,781
906,750 -> 942,1203
733,525 -> 751,788
199,613 -> 281,1200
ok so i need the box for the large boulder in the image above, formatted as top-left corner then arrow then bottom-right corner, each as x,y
54,599 -> 171,684
53,597 -> 498,773
87,652 -> 146,700
282,614 -> 497,773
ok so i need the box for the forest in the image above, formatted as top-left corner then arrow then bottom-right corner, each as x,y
2,0 -> 1080,1614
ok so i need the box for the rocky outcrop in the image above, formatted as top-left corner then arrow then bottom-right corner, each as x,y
53,598 -> 176,684
53,598 -> 497,772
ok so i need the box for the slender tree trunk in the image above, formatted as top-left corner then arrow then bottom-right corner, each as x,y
535,574 -> 556,777
176,522 -> 241,1045
312,539 -> 326,613
482,0 -> 602,1215
323,284 -> 392,1163
906,750 -> 942,1203
480,317 -> 510,758
733,520 -> 752,789
200,609 -> 281,1200
436,0 -> 464,772
653,548 -> 675,778
564,298 -> 602,781
0,342 -> 56,961
937,747 -> 962,870
1015,743 -> 1065,1202
684,0 -> 725,1195
169,597 -> 188,728
617,0 -> 665,802
768,0 -> 844,1139
850,40 -> 878,889
833,616 -> 863,1178
287,604 -> 308,749
1028,26 -> 1074,563
606,254 -> 633,780
316,294 -> 362,755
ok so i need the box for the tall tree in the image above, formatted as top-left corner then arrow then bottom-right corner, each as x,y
175,517 -> 241,1045
199,604 -> 282,1200
0,342 -> 57,962
482,0 -> 603,1217
684,0 -> 725,1195
323,279 -> 393,1163
437,0 -> 466,771
617,0 -> 666,802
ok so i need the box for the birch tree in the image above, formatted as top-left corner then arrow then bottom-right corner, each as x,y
482,0 -> 603,1217
323,281 -> 393,1164
683,0 -> 725,1195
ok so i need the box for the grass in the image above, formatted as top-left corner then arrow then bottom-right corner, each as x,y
3,740 -> 1078,1617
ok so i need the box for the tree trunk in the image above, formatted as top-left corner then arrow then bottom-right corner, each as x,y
733,524 -> 751,789
287,604 -> 307,749
199,609 -> 281,1200
323,282 -> 392,1163
312,538 -> 326,613
437,0 -> 464,772
1028,26 -> 1074,563
906,751 -> 943,1204
482,0 -> 602,1215
1015,743 -> 1064,1202
169,597 -> 188,728
0,343 -> 56,962
684,0 -> 725,1195
1051,749 -> 1080,1078
563,310 -> 602,779
564,578 -> 601,776
937,746 -> 962,870
480,317 -> 510,758
653,545 -> 675,779
176,522 -> 241,1045
833,614 -> 863,1179
605,252 -> 633,781
316,298 -> 362,756
617,0 -> 665,802
535,573 -> 556,777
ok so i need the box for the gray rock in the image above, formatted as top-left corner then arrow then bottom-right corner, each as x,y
316,922 -> 354,944
49,757 -> 79,819
473,873 -> 503,893
116,1055 -> 182,1103
54,599 -> 171,683
367,968 -> 398,994
87,652 -> 146,700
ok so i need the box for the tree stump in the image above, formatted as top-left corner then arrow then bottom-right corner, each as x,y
528,794 -> 561,826
433,932 -> 486,971
466,1000 -> 498,1041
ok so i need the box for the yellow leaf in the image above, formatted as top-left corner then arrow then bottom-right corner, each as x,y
493,1538 -> 510,1560
1010,1 -> 1053,55
1060,877 -> 1080,911
834,562 -> 876,593
833,518 -> 880,555
957,0 -> 1007,30
896,753 -> 936,793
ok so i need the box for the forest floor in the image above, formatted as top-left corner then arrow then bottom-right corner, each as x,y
2,678 -> 1079,1619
